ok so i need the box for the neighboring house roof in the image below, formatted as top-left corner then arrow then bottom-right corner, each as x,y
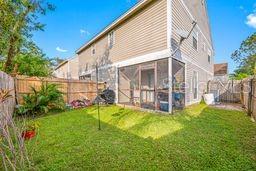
55,60 -> 68,70
76,0 -> 153,54
55,56 -> 78,70
214,63 -> 228,76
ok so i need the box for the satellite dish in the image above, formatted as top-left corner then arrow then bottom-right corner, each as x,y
175,29 -> 189,39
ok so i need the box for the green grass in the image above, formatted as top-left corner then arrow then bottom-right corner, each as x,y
27,104 -> 256,170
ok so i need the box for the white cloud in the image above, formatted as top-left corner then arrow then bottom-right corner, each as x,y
246,13 -> 256,29
56,47 -> 68,53
80,29 -> 90,36
239,5 -> 247,13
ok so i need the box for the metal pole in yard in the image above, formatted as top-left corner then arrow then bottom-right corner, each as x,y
96,64 -> 101,130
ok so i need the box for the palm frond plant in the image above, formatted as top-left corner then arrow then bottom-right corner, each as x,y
0,89 -> 13,103
16,82 -> 65,116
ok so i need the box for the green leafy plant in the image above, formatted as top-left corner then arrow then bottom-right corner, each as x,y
17,82 -> 65,116
25,122 -> 40,131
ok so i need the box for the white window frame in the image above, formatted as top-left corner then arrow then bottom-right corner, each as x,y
192,71 -> 199,100
108,31 -> 115,48
192,31 -> 199,51
91,44 -> 96,56
208,49 -> 212,64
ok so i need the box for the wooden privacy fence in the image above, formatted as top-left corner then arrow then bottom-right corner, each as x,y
209,77 -> 256,120
209,80 -> 242,103
15,76 -> 105,104
0,71 -> 15,115
241,78 -> 256,120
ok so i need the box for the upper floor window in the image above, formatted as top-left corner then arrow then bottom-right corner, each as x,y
108,31 -> 115,49
208,49 -> 212,64
91,44 -> 96,56
85,63 -> 89,71
192,30 -> 198,51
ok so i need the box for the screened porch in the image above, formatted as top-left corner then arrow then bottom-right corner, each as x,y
118,58 -> 185,112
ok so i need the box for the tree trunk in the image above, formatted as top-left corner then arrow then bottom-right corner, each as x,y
4,36 -> 17,72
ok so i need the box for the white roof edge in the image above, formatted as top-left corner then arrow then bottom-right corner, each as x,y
54,60 -> 68,70
54,55 -> 78,70
76,0 -> 152,54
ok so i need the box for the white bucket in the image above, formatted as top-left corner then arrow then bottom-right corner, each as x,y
203,94 -> 215,105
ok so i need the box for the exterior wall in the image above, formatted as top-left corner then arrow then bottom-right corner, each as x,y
171,0 -> 214,105
78,0 -> 167,75
54,57 -> 79,79
54,62 -> 69,79
183,0 -> 212,44
75,0 -> 214,109
68,57 -> 79,79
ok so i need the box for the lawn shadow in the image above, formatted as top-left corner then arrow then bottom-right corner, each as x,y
30,105 -> 256,170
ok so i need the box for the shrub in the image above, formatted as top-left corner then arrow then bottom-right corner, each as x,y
17,82 -> 65,116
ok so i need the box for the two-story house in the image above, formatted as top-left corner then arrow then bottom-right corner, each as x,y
54,56 -> 79,80
76,0 -> 214,112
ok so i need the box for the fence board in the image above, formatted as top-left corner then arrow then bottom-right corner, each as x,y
0,71 -> 15,115
241,78 -> 256,120
15,76 -> 105,104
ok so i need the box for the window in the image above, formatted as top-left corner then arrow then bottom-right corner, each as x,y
85,63 -> 89,71
208,55 -> 211,63
108,31 -> 115,48
91,44 -> 96,55
208,49 -> 212,64
192,30 -> 198,51
192,71 -> 198,100
79,74 -> 91,81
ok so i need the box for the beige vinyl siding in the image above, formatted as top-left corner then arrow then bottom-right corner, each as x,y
54,63 -> 69,79
172,0 -> 214,104
78,0 -> 167,73
172,0 -> 213,72
185,62 -> 212,105
54,57 -> 79,79
69,57 -> 79,79
183,0 -> 212,44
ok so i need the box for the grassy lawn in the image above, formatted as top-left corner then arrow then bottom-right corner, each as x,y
27,104 -> 256,170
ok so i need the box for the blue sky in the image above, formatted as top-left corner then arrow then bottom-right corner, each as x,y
33,0 -> 256,73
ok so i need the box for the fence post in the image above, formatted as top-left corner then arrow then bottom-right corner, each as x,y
240,80 -> 244,108
248,79 -> 253,116
251,78 -> 255,119
67,79 -> 71,104
13,76 -> 19,105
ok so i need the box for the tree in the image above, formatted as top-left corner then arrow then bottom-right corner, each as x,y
231,32 -> 256,79
13,53 -> 52,77
0,42 -> 53,77
0,0 -> 54,73
51,57 -> 66,68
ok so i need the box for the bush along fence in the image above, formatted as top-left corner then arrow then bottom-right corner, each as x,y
0,72 -> 105,114
14,75 -> 105,104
